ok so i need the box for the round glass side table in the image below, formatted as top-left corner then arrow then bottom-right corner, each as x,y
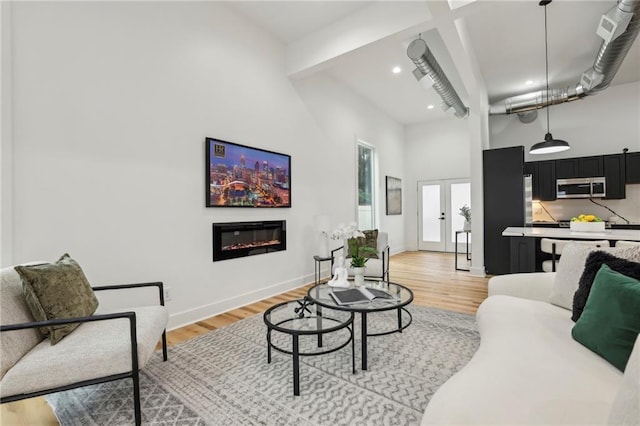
263,298 -> 354,395
307,280 -> 413,371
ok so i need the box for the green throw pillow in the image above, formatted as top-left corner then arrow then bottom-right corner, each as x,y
347,229 -> 379,260
572,264 -> 640,371
15,254 -> 99,345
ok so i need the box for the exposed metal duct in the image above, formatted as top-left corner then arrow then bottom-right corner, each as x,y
491,85 -> 586,115
583,0 -> 640,92
517,110 -> 538,124
407,38 -> 469,119
490,0 -> 640,117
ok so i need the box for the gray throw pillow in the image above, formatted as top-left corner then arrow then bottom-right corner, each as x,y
550,244 -> 640,310
15,254 -> 99,345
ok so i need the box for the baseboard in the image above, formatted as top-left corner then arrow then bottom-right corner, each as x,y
390,246 -> 406,256
166,273 -> 314,330
470,266 -> 486,277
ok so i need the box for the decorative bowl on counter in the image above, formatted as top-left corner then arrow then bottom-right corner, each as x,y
570,221 -> 605,232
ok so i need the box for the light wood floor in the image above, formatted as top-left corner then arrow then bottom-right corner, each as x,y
1,251 -> 488,426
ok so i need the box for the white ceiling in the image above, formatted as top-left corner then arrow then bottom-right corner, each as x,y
229,0 -> 640,125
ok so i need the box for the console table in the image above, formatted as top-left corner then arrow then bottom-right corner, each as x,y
455,231 -> 471,271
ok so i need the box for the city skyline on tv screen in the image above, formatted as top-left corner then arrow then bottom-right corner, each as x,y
206,138 -> 291,208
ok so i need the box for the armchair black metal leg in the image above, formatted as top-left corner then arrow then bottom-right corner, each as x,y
133,369 -> 142,426
162,330 -> 168,361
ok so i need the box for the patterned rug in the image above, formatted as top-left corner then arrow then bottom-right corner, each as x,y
46,305 -> 479,425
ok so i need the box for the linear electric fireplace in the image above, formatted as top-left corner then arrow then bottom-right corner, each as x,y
212,220 -> 286,261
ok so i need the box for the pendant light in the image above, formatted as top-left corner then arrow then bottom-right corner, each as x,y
530,0 -> 570,155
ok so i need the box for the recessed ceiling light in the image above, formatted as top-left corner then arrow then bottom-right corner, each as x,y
525,80 -> 534,85
427,105 -> 435,110
392,66 -> 402,74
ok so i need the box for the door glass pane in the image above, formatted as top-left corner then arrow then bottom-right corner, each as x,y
422,185 -> 441,242
358,144 -> 375,230
450,182 -> 471,243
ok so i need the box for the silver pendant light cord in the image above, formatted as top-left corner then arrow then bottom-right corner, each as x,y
529,0 -> 569,154
544,3 -> 550,134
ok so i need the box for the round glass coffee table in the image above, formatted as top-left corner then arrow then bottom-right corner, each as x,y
307,280 -> 413,371
263,298 -> 354,395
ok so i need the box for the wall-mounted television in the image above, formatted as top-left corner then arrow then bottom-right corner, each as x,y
205,137 -> 291,208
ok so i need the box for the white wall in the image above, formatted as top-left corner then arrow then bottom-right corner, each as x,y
3,2 -> 406,329
292,73 -> 406,253
1,2 -> 13,267
490,81 -> 640,160
403,118 -> 471,250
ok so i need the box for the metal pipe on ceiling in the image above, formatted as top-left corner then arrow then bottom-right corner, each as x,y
490,0 -> 640,118
407,38 -> 470,119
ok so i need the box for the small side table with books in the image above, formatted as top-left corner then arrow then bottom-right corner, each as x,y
307,280 -> 413,371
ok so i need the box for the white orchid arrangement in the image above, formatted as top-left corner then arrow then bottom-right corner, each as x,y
331,222 -> 376,268
331,222 -> 363,241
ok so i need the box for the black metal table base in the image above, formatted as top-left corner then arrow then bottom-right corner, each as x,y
265,300 -> 354,396
360,307 -> 413,370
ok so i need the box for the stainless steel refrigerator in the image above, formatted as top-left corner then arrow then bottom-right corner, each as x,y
524,175 -> 533,225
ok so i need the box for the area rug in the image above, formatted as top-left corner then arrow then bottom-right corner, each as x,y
46,305 -> 479,425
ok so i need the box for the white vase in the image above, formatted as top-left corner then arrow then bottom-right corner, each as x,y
352,267 -> 365,286
463,221 -> 471,231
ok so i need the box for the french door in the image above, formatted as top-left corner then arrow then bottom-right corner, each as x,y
418,179 -> 471,252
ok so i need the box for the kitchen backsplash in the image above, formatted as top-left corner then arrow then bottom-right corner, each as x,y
533,184 -> 640,224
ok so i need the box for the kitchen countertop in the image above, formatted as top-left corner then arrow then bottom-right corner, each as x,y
503,226 -> 640,241
531,221 -> 640,229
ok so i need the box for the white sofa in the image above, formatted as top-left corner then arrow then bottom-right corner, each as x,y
422,271 -> 639,425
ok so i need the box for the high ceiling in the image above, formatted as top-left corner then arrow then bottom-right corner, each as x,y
230,0 -> 640,125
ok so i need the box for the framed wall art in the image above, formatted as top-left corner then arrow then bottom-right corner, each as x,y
385,176 -> 402,215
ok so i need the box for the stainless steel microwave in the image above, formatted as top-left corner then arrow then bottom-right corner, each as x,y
556,177 -> 606,199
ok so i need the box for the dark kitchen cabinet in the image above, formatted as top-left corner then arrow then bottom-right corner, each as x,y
555,158 -> 576,179
555,156 -> 604,179
524,162 -> 535,178
525,161 -> 556,201
603,154 -> 626,199
626,152 -> 640,184
537,161 -> 556,201
484,146 -> 525,275
509,237 -> 536,273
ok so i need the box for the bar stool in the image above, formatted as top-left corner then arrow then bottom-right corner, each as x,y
540,239 -> 609,272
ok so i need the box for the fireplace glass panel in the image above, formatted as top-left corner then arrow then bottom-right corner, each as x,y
213,221 -> 286,261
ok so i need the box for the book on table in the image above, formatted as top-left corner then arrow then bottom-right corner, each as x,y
329,287 -> 397,306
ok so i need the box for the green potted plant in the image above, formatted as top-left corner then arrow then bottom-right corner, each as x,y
331,222 -> 377,285
459,205 -> 471,231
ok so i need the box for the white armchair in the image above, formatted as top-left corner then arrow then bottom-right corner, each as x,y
0,263 -> 168,426
331,231 -> 390,281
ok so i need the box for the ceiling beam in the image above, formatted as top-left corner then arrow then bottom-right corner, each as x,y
424,0 -> 487,102
286,1 -> 433,78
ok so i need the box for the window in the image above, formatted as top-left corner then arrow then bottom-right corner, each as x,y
357,142 -> 376,230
